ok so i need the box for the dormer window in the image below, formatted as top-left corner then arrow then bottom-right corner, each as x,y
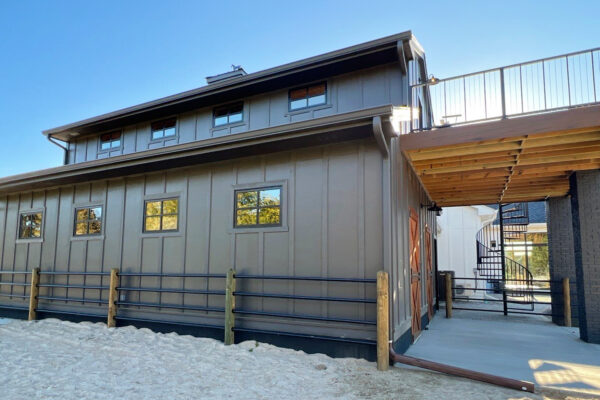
289,83 -> 327,111
151,118 -> 177,140
100,131 -> 121,151
213,102 -> 243,127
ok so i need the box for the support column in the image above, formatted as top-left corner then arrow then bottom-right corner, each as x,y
546,197 -> 578,326
571,170 -> 600,343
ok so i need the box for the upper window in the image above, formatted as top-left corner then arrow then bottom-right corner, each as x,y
235,187 -> 281,228
19,212 -> 43,239
151,118 -> 177,140
144,198 -> 179,232
289,83 -> 327,111
213,102 -> 243,127
74,206 -> 103,236
100,131 -> 121,151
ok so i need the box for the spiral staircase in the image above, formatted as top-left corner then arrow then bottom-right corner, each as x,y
476,203 -> 534,310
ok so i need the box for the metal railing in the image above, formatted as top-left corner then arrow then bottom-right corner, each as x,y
413,47 -> 600,130
445,276 -> 557,317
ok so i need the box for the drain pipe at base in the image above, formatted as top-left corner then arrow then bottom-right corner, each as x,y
388,348 -> 535,393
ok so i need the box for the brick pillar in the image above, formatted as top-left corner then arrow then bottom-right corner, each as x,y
571,170 -> 600,343
546,197 -> 578,326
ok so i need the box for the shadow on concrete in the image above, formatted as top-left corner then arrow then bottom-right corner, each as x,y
405,309 -> 600,396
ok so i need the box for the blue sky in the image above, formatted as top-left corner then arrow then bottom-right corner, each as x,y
1,0 -> 598,177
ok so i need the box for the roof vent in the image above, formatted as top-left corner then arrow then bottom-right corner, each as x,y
206,65 -> 247,84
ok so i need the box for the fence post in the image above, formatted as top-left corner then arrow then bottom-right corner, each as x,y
28,268 -> 40,321
107,268 -> 119,328
445,273 -> 452,318
500,67 -> 506,118
224,269 -> 236,345
563,277 -> 571,327
377,271 -> 390,371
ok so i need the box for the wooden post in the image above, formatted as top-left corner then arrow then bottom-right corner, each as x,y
107,268 -> 119,328
563,277 -> 571,327
224,269 -> 236,345
28,268 -> 40,321
445,273 -> 452,318
376,271 -> 389,371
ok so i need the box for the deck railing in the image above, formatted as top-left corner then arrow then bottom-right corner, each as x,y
413,47 -> 600,130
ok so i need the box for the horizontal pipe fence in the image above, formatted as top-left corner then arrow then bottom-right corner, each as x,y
0,268 -> 390,369
0,271 -> 31,310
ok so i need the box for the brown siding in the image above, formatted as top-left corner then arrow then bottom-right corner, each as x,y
0,139 -> 384,340
68,64 -> 406,165
391,138 -> 436,342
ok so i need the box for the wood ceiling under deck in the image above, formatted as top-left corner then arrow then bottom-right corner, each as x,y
400,105 -> 600,207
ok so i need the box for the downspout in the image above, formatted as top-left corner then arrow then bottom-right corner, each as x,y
47,135 -> 69,165
372,116 -> 389,158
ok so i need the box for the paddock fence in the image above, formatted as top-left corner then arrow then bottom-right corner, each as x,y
0,268 -> 391,370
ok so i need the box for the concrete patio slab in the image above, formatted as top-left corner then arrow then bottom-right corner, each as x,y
405,309 -> 600,396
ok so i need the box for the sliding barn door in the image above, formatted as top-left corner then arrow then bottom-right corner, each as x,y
425,225 -> 434,320
409,208 -> 422,339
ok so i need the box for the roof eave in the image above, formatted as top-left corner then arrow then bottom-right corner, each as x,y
8,105 -> 396,194
43,31 -> 415,141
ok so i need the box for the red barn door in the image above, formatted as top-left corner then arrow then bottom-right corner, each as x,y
409,208 -> 422,340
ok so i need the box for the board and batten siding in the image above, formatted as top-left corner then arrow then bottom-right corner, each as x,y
391,139 -> 436,342
67,64 -> 406,164
0,140 -> 383,339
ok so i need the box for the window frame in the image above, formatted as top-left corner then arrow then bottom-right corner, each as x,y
150,118 -> 178,142
288,82 -> 328,112
17,209 -> 45,242
233,185 -> 284,229
143,197 -> 180,234
98,131 -> 123,153
213,102 -> 244,128
73,205 -> 104,237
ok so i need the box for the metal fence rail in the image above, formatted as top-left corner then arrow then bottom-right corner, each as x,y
0,269 -> 378,346
414,47 -> 600,130
441,275 -> 568,318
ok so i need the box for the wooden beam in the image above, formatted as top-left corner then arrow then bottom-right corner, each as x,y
28,268 -> 40,321
521,137 -> 600,154
445,273 -> 452,318
377,271 -> 389,371
224,269 -> 236,345
419,161 -> 516,175
107,268 -> 119,328
413,154 -> 518,171
408,142 -> 522,161
400,104 -> 600,151
563,277 -> 571,327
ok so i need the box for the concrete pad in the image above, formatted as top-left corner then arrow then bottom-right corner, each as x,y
405,310 -> 600,395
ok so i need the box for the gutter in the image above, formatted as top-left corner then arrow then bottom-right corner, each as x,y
0,105 -> 399,194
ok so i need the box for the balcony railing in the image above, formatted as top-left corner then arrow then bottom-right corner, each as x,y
413,47 -> 600,130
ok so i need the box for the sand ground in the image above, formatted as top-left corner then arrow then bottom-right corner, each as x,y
0,319 -> 594,399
